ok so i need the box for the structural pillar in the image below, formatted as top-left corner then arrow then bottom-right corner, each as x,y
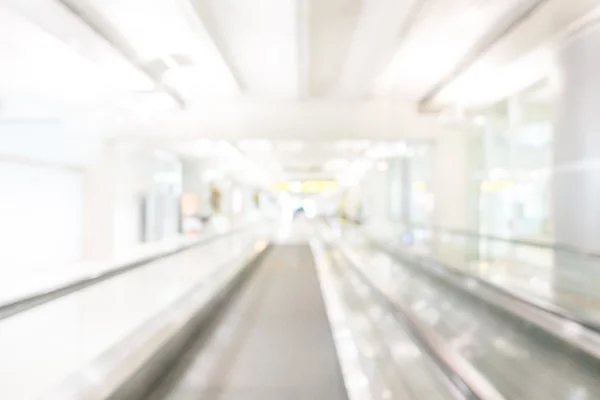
554,23 -> 600,252
433,130 -> 470,230
82,141 -> 117,261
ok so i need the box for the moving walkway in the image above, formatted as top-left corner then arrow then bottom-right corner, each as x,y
2,218 -> 599,399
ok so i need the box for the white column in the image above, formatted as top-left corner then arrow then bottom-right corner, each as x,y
83,142 -> 183,260
387,158 -> 405,221
554,23 -> 600,251
181,158 -> 213,217
433,130 -> 470,230
361,166 -> 390,224
82,141 -> 117,261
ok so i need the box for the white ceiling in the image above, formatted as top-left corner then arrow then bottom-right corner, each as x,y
190,0 -> 299,98
4,0 -> 596,106
0,0 -> 598,182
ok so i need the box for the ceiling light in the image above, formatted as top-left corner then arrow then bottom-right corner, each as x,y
416,147 -> 429,157
489,168 -> 509,180
366,141 -> 406,159
325,159 -> 350,171
0,5 -> 156,101
202,169 -> 223,182
237,139 -> 274,153
435,38 -> 555,107
131,92 -> 178,112
473,115 -> 487,126
277,141 -> 305,152
162,56 -> 179,70
290,181 -> 303,192
172,139 -> 239,158
87,0 -> 238,99
153,172 -> 181,184
262,160 -> 283,170
335,140 -> 372,152
161,65 -> 237,100
338,159 -> 373,187
377,0 -> 541,99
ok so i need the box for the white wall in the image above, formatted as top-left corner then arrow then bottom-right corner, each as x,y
82,141 -> 115,261
359,167 -> 389,223
0,119 -> 99,166
0,160 -> 83,265
181,158 -> 213,217
83,141 -> 183,260
0,120 -> 92,266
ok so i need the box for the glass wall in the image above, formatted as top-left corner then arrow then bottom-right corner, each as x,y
467,80 -> 556,240
356,140 -> 435,226
406,144 -> 435,225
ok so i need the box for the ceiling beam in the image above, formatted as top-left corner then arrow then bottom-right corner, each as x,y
56,0 -> 186,107
418,0 -> 549,110
338,0 -> 428,97
296,0 -> 311,98
184,0 -> 247,92
111,100 -> 444,142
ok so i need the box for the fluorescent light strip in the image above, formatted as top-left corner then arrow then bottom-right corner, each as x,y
57,0 -> 185,107
80,0 -> 237,101
418,0 -> 548,108
1,0 -> 154,93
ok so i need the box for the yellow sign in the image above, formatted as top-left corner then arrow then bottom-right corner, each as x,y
269,182 -> 289,191
210,185 -> 221,213
268,180 -> 338,193
412,181 -> 427,192
253,191 -> 260,208
480,180 -> 515,192
302,180 -> 338,193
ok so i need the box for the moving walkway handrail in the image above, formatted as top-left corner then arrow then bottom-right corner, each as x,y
371,237 -> 600,360
41,240 -> 270,400
332,217 -> 600,257
333,239 -> 507,400
0,222 -> 257,322
330,219 -> 600,337
400,222 -> 600,258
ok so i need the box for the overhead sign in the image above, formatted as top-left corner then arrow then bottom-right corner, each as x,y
268,180 -> 338,193
480,180 -> 515,192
